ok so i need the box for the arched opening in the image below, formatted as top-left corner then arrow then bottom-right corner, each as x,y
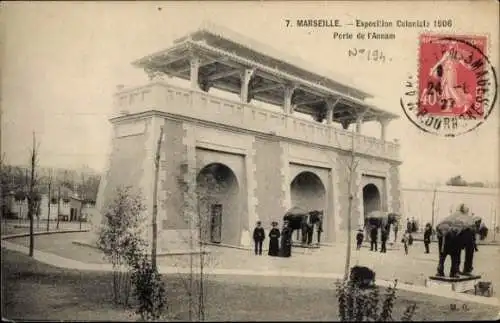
196,163 -> 240,245
290,171 -> 326,242
363,183 -> 381,221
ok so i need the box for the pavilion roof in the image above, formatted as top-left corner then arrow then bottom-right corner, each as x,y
132,23 -> 399,123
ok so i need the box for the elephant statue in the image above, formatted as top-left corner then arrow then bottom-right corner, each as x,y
435,204 -> 482,277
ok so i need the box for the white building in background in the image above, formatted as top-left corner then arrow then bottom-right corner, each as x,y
401,186 -> 499,237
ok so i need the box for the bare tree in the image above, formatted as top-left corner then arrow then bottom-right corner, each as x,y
343,127 -> 359,280
152,126 -> 164,271
27,132 -> 40,257
46,170 -> 52,232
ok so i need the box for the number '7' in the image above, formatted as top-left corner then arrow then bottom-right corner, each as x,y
285,19 -> 290,27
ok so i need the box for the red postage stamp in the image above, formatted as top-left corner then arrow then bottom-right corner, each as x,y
418,34 -> 488,118
401,33 -> 496,137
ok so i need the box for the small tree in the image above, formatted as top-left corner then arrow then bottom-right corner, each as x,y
174,166 -> 226,321
97,185 -> 148,306
131,255 -> 167,321
336,279 -> 417,321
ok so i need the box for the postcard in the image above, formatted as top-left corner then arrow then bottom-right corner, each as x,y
1,1 -> 499,321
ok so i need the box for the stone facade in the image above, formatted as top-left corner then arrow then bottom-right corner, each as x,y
97,82 -> 402,249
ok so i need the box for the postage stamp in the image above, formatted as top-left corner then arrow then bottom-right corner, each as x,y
401,34 -> 497,137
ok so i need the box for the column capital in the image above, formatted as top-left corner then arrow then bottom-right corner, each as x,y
284,82 -> 299,91
325,97 -> 341,109
378,117 -> 392,126
241,67 -> 257,80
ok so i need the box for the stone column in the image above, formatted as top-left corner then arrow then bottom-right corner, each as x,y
284,84 -> 297,114
355,114 -> 364,133
325,98 -> 340,125
190,56 -> 200,89
240,68 -> 256,103
379,118 -> 390,141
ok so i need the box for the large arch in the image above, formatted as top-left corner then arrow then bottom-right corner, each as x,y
290,171 -> 326,242
363,183 -> 381,222
196,163 -> 240,245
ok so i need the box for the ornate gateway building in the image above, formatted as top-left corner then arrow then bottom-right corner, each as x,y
95,24 -> 402,249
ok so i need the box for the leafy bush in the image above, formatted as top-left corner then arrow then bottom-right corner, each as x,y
336,278 -> 417,321
96,186 -> 148,306
350,266 -> 376,289
131,256 -> 167,321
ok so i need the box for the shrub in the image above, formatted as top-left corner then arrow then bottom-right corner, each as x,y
350,266 -> 376,289
336,278 -> 417,321
96,186 -> 148,306
131,256 -> 167,321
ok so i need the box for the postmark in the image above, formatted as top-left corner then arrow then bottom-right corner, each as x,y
401,34 -> 497,137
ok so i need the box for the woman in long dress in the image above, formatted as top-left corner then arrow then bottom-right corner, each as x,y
268,221 -> 280,257
429,42 -> 473,114
280,221 -> 292,258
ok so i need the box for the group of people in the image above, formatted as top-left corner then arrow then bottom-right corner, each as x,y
356,219 -> 431,256
252,220 -> 293,258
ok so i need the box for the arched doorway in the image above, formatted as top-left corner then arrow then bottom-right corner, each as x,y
196,163 -> 240,245
363,183 -> 381,221
290,171 -> 326,242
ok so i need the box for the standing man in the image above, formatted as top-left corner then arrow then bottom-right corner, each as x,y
253,221 -> 265,256
380,227 -> 388,253
393,221 -> 399,243
370,225 -> 378,251
406,218 -> 412,233
423,223 -> 433,254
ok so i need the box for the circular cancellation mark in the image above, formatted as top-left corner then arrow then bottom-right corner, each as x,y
401,34 -> 498,137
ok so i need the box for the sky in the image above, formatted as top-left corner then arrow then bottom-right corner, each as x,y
1,1 -> 499,187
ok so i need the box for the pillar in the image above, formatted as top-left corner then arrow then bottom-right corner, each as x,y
379,118 -> 390,141
284,84 -> 297,114
325,97 -> 340,125
190,56 -> 200,89
240,68 -> 256,103
355,114 -> 363,133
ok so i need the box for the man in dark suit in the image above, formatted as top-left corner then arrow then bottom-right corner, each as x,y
370,226 -> 378,251
253,221 -> 265,255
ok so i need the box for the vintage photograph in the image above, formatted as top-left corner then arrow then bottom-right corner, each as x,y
1,1 -> 499,321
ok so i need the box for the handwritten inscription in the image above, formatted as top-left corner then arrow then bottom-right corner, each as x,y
348,48 -> 391,63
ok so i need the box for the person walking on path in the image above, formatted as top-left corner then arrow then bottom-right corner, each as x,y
253,221 -> 265,256
370,225 -> 378,251
423,223 -> 433,254
401,230 -> 411,255
268,221 -> 280,257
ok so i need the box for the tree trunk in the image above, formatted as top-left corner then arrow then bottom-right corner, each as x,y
56,185 -> 61,229
152,126 -> 164,271
344,128 -> 356,281
28,132 -> 36,257
47,181 -> 51,231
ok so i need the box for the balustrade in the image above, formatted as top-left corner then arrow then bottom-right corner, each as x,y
113,81 -> 400,161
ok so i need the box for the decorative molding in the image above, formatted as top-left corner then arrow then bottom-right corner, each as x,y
116,121 -> 146,138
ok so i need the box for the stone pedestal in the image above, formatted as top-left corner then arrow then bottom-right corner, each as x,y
426,275 -> 481,293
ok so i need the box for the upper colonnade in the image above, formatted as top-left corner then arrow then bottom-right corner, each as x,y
131,23 -> 399,141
